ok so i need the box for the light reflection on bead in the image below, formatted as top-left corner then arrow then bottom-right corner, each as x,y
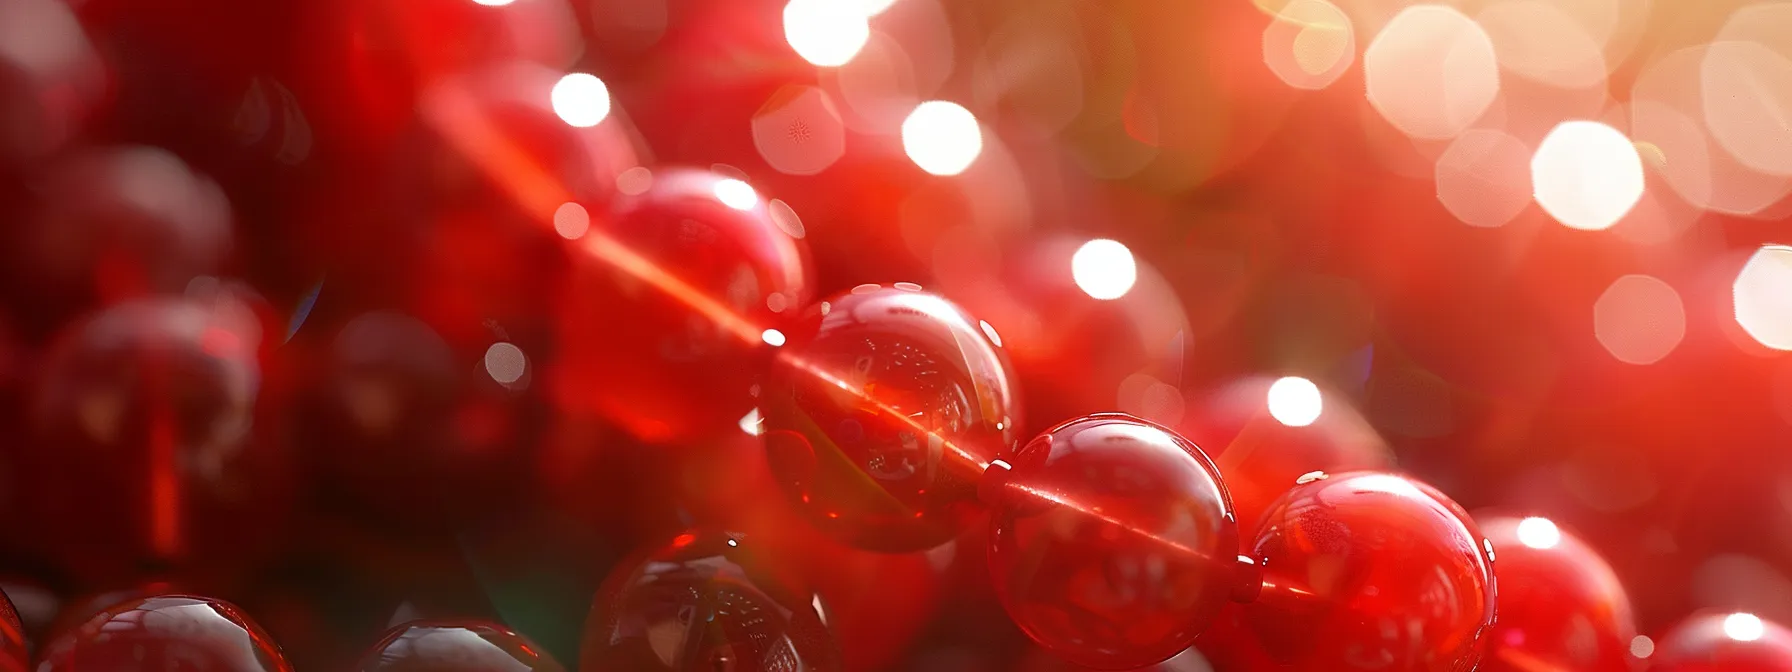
1477,515 -> 1635,672
357,620 -> 564,671
761,285 -> 1019,552
37,596 -> 290,671
1649,612 -> 1792,671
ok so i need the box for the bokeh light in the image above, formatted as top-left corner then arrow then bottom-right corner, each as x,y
1726,613 -> 1767,642
1069,239 -> 1137,301
550,73 -> 611,128
1735,245 -> 1792,351
1363,5 -> 1500,139
1704,5 -> 1792,178
553,202 -> 589,240
1266,376 -> 1322,427
761,329 -> 787,347
1594,274 -> 1685,365
752,85 -> 847,175
902,101 -> 982,176
1631,635 -> 1654,659
712,178 -> 760,211
472,0 -> 517,5
483,342 -> 527,385
784,0 -> 871,67
1261,0 -> 1354,91
1435,129 -> 1533,228
1515,517 -> 1562,550
1632,45 -> 1792,216
1530,121 -> 1644,230
1476,0 -> 1607,89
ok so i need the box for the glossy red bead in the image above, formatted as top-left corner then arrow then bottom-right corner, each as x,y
37,595 -> 291,671
558,167 -> 811,444
1244,471 -> 1495,671
1476,515 -> 1635,672
761,284 -> 1019,552
1649,612 -> 1792,672
581,530 -> 840,671
24,295 -> 290,584
356,620 -> 564,671
986,413 -> 1242,670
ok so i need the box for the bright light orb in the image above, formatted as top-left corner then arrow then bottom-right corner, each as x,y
1594,274 -> 1686,365
784,0 -> 871,67
1363,5 -> 1500,139
712,178 -> 760,211
1735,245 -> 1792,351
471,0 -> 516,5
483,342 -> 527,385
1630,635 -> 1655,659
1515,517 -> 1562,550
761,329 -> 787,347
1266,376 -> 1323,427
1262,0 -> 1355,90
1070,239 -> 1137,300
1725,613 -> 1767,642
550,73 -> 611,128
553,202 -> 589,240
1531,121 -> 1644,230
901,101 -> 982,176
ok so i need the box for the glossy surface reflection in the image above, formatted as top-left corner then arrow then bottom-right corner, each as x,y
762,285 -> 1019,552
1649,612 -> 1792,672
1477,516 -> 1635,672
1244,471 -> 1495,671
987,414 -> 1241,670
0,588 -> 23,672
357,620 -> 564,671
558,168 -> 811,443
581,531 -> 840,672
37,595 -> 291,671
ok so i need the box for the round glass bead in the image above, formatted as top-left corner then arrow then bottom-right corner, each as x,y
581,530 -> 840,671
1243,471 -> 1496,671
1476,515 -> 1635,672
1649,612 -> 1792,672
557,167 -> 811,444
356,620 -> 564,671
761,284 -> 1019,552
37,595 -> 291,671
986,413 -> 1242,669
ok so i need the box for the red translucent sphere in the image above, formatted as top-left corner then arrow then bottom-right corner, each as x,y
0,0 -> 104,167
1650,612 -> 1792,672
37,595 -> 291,671
23,295 -> 290,584
761,284 -> 1020,552
1178,376 -> 1392,535
1477,516 -> 1636,672
557,167 -> 811,443
581,530 -> 840,671
6,147 -> 231,330
356,620 -> 564,671
1244,471 -> 1496,671
986,413 -> 1243,669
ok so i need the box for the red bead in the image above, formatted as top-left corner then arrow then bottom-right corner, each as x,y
581,530 -> 840,671
985,413 -> 1243,670
1649,612 -> 1792,672
6,146 -> 231,329
24,295 -> 291,585
37,595 -> 291,671
558,167 -> 811,444
761,284 -> 1019,552
1177,376 -> 1393,535
1476,516 -> 1635,672
0,0 -> 104,168
1243,471 -> 1495,671
356,620 -> 564,671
